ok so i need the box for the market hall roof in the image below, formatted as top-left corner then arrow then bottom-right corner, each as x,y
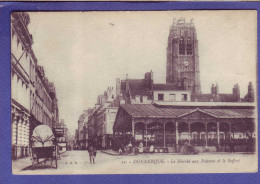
119,103 -> 255,119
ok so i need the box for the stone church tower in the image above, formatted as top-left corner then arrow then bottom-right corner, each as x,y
166,18 -> 201,94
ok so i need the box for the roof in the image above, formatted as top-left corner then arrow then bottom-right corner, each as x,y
78,114 -> 85,122
153,83 -> 180,90
120,104 -> 255,119
121,79 -> 152,98
191,93 -> 239,102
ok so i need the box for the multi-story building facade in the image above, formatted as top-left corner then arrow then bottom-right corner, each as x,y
101,107 -> 118,149
82,87 -> 118,149
11,12 -> 59,159
11,12 -> 32,159
30,65 -> 53,130
87,106 -> 99,147
77,113 -> 85,149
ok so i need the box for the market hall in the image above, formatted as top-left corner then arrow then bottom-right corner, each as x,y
113,102 -> 256,153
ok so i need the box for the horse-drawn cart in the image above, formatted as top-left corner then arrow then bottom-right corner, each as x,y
31,125 -> 58,169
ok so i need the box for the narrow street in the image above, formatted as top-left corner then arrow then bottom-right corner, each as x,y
13,151 -> 122,174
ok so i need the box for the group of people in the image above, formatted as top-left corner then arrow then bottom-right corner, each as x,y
119,142 -> 157,154
119,142 -> 144,155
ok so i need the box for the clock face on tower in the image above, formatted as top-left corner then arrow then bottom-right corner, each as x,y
183,60 -> 190,67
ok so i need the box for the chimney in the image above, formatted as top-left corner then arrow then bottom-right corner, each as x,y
126,74 -> 129,92
232,83 -> 240,102
247,82 -> 254,102
211,84 -> 215,95
215,83 -> 219,97
144,71 -> 153,90
116,78 -> 121,96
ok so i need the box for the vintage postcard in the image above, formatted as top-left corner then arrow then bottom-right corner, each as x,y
11,10 -> 257,174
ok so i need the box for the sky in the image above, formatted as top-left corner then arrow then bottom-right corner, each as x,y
27,11 -> 257,134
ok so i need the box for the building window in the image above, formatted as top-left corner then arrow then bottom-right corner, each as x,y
135,95 -> 140,103
187,37 -> 192,55
179,37 -> 185,55
169,94 -> 176,101
143,96 -> 148,102
158,94 -> 164,101
181,94 -> 187,101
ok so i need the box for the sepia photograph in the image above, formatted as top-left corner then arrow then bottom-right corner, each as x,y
11,10 -> 257,174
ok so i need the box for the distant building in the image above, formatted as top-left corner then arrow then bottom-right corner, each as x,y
87,87 -> 118,149
117,72 -> 154,104
153,84 -> 191,102
77,108 -> 93,150
57,119 -> 68,153
97,106 -> 118,149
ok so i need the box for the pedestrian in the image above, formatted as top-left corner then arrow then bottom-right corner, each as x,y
93,146 -> 97,164
149,144 -> 154,153
139,142 -> 143,154
118,148 -> 123,154
87,144 -> 95,164
134,146 -> 139,155
128,141 -> 133,154
229,138 -> 235,153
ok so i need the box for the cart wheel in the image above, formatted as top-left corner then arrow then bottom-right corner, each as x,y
55,157 -> 58,169
32,158 -> 35,170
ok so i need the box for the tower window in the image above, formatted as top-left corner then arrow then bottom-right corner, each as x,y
187,37 -> 192,55
179,37 -> 185,55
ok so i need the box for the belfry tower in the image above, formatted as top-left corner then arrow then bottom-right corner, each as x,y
166,18 -> 201,94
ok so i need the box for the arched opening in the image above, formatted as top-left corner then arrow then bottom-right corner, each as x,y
165,122 -> 175,147
231,121 -> 255,152
220,122 -> 229,144
186,37 -> 192,55
190,122 -> 206,146
147,122 -> 163,147
134,122 -> 145,144
207,122 -> 217,146
179,37 -> 185,55
182,78 -> 189,91
178,122 -> 189,145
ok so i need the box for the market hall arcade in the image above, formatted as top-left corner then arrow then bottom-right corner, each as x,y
113,103 -> 255,153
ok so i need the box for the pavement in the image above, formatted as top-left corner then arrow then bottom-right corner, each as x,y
12,156 -> 33,173
101,149 -> 120,155
100,149 -> 253,156
12,150 -> 257,174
